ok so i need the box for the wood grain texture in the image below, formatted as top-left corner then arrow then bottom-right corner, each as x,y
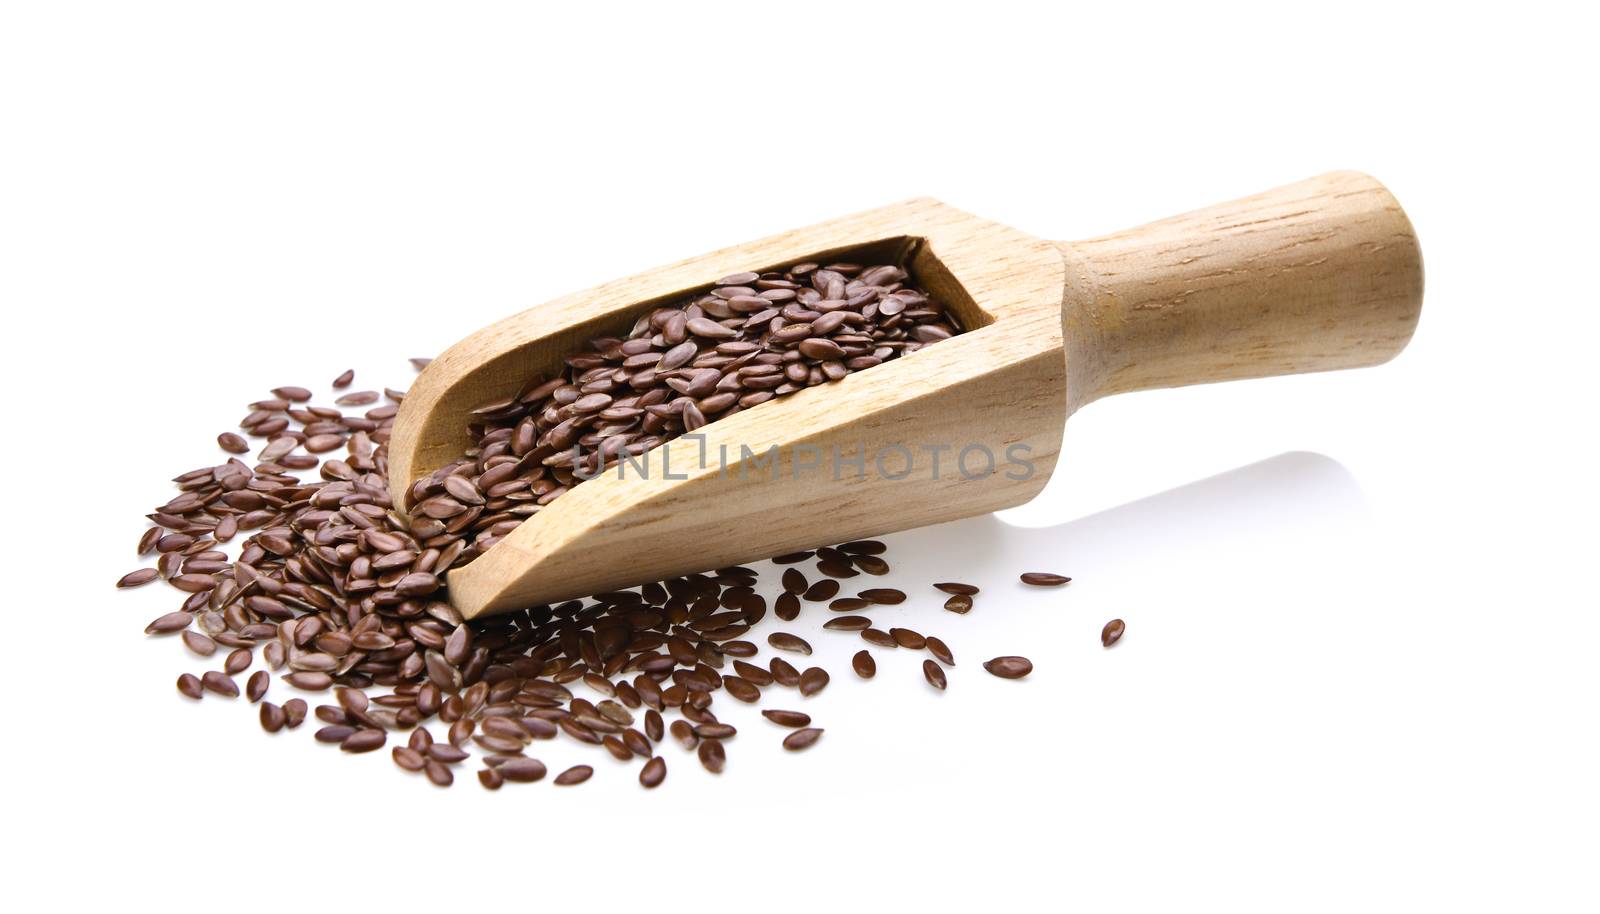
390,171 -> 1424,618
1056,170 -> 1424,409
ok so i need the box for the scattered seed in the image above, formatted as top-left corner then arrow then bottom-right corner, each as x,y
144,611 -> 193,634
783,728 -> 823,751
983,656 -> 1033,679
943,594 -> 973,614
858,588 -> 906,605
341,729 -> 386,752
801,580 -> 840,602
934,583 -> 979,596
768,632 -> 813,655
724,676 -> 761,703
799,667 -> 830,697
246,670 -> 270,702
890,627 -> 926,649
176,673 -> 203,699
762,710 -> 811,728
223,648 -> 251,675
851,650 -> 876,679
332,369 -> 355,388
670,719 -> 698,750
201,671 -> 238,697
698,738 -> 726,773
639,756 -> 666,788
425,760 -> 453,787
1020,572 -> 1071,586
554,765 -> 593,785
922,659 -> 947,690
259,701 -> 286,731
769,657 -> 801,687
926,636 -> 954,666
182,630 -> 216,657
1102,618 -> 1125,647
499,758 -> 548,782
861,628 -> 897,648
118,568 -> 160,589
823,615 -> 871,631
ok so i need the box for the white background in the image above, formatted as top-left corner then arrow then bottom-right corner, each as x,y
3,2 -> 1596,911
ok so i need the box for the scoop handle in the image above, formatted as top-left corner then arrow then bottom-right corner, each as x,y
1055,171 -> 1424,408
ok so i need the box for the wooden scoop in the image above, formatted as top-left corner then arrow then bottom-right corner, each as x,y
391,170 -> 1423,619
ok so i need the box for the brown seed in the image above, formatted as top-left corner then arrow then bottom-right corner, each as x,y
315,725 -> 354,743
428,744 -> 469,764
341,729 -> 387,752
762,709 -> 811,727
801,579 -> 840,602
176,673 -> 204,699
284,671 -> 333,691
182,630 -> 216,657
816,560 -> 858,579
922,659 -> 948,690
1020,572 -> 1072,586
943,594 -> 973,614
983,656 -> 1033,679
639,756 -> 667,788
282,698 -> 307,728
853,555 -> 890,576
118,568 -> 160,588
926,636 -> 955,666
934,582 -> 979,595
259,701 -> 286,731
272,386 -> 312,402
499,758 -> 548,783
861,628 -> 897,648
697,738 -> 726,773
851,650 -> 876,679
644,709 -> 664,741
828,597 -> 870,612
858,588 -> 906,605
1102,618 -> 1126,647
425,760 -> 454,787
246,670 -> 270,702
669,719 -> 698,750
774,592 -> 801,621
201,671 -> 238,697
217,432 -> 249,453
144,611 -> 193,634
332,369 -> 355,388
783,728 -> 823,751
823,615 -> 872,631
767,632 -> 812,655
723,675 -> 761,703
769,657 -> 801,687
409,358 -> 431,371
732,660 -> 774,686
890,627 -> 926,649
223,648 -> 251,675
393,747 -> 426,771
477,767 -> 504,790
781,568 -> 808,594
798,667 -> 829,697
554,765 -> 593,785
